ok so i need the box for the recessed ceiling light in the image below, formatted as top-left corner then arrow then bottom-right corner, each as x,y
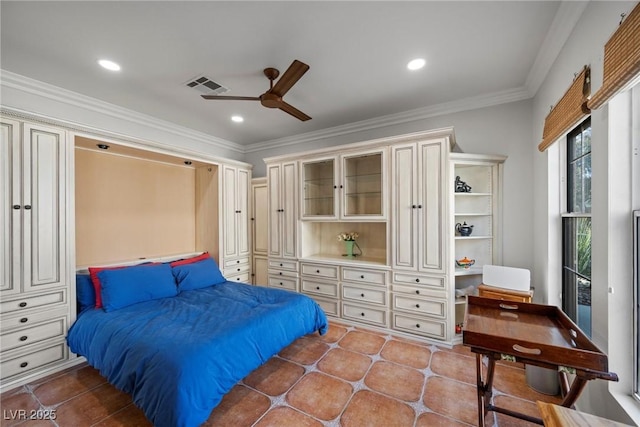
407,58 -> 426,71
231,115 -> 244,123
98,59 -> 121,72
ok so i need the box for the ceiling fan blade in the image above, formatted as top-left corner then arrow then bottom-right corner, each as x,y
201,95 -> 261,101
277,101 -> 311,121
270,60 -> 309,97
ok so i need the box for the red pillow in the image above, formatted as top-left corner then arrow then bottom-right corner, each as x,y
89,265 -> 127,309
169,252 -> 210,267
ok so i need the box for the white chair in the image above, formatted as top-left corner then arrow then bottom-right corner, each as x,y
477,265 -> 533,302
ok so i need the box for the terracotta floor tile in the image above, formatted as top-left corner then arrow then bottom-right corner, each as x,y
31,365 -> 106,406
340,390 -> 415,427
314,323 -> 348,343
364,361 -> 424,402
286,372 -> 352,421
416,411 -> 473,426
444,344 -> 474,357
430,350 -> 477,385
493,395 -> 543,427
317,348 -> 371,382
338,330 -> 386,355
243,357 -> 305,396
493,364 -> 562,404
254,406 -> 323,427
423,376 -> 479,425
380,339 -> 431,369
279,337 -> 330,365
0,388 -> 40,427
53,383 -> 132,426
203,385 -> 271,426
93,404 -> 152,427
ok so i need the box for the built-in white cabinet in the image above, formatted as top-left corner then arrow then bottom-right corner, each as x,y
267,161 -> 297,259
300,148 -> 387,220
1,117 -> 72,389
391,138 -> 448,274
450,153 -> 506,340
220,165 -> 251,281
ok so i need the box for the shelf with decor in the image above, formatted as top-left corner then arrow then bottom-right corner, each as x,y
450,153 -> 506,342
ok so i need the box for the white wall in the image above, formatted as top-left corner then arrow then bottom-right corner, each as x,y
246,100 -> 535,274
532,1 -> 639,424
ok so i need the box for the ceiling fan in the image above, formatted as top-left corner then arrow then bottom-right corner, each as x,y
202,59 -> 311,121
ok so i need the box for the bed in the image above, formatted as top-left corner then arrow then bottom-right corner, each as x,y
67,254 -> 328,427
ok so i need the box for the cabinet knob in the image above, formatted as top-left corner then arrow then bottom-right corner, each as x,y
415,304 -> 420,308
360,312 -> 365,317
412,205 -> 416,209
279,282 -> 283,286
316,286 -> 320,290
316,270 -> 320,273
415,278 -> 420,283
18,302 -> 27,308
279,263 -> 283,267
19,336 -> 28,342
333,185 -> 337,189
279,272 -> 283,275
236,260 -> 240,264
360,293 -> 365,298
24,205 -> 32,210
237,268 -> 241,272
360,275 -> 365,279
13,205 -> 21,210
415,290 -> 420,295
19,318 -> 28,323
417,205 -> 422,209
20,362 -> 28,368
416,324 -> 421,328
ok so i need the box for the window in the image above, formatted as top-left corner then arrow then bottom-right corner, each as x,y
562,117 -> 592,337
635,210 -> 640,401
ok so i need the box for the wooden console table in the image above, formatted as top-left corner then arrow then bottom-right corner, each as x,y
463,296 -> 618,426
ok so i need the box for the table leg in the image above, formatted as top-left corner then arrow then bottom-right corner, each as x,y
476,353 -> 497,427
560,375 -> 588,408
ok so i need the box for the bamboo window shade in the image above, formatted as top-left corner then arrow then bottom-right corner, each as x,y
588,2 -> 640,110
538,66 -> 591,152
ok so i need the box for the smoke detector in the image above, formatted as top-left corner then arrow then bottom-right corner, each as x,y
185,75 -> 229,96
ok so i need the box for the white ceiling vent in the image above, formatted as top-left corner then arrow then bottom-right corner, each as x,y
185,76 -> 229,96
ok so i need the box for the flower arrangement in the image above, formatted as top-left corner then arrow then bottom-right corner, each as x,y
337,231 -> 359,241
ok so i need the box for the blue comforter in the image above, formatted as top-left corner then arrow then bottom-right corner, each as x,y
67,281 -> 328,427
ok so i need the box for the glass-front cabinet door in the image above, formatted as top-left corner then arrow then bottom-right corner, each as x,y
342,151 -> 384,218
301,158 -> 336,218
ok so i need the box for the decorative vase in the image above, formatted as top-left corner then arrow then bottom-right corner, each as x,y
344,240 -> 355,257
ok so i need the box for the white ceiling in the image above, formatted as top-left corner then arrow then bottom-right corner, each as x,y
1,1 -> 577,148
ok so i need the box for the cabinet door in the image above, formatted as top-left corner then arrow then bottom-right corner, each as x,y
267,164 -> 282,257
341,150 -> 385,219
300,157 -> 335,219
418,139 -> 446,274
222,165 -> 238,258
391,143 -> 418,270
237,168 -> 250,257
23,123 -> 67,292
252,181 -> 268,254
1,119 -> 18,294
281,161 -> 297,258
252,256 -> 269,286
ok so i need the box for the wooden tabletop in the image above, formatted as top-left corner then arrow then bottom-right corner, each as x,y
537,402 -> 633,427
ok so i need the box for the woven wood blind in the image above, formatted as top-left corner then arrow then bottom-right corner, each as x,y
538,66 -> 591,152
588,3 -> 640,110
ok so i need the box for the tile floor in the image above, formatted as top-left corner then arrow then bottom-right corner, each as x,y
1,322 -> 562,427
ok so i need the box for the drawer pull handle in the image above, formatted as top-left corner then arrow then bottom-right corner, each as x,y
279,282 -> 283,286
360,312 -> 365,317
415,290 -> 420,295
236,260 -> 240,264
20,318 -> 28,323
18,302 -> 27,308
20,362 -> 28,368
316,286 -> 320,290
19,336 -> 28,342
279,272 -> 283,275
360,275 -> 365,279
415,278 -> 420,283
499,303 -> 519,310
360,293 -> 365,298
280,263 -> 283,267
237,268 -> 241,271
416,324 -> 421,328
316,270 -> 320,273
13,205 -> 21,210
415,304 -> 420,308
512,344 -> 541,355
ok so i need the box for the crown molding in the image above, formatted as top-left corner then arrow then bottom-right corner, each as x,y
524,1 -> 589,97
0,70 -> 244,153
245,86 -> 530,153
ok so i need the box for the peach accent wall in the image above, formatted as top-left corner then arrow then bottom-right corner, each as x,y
75,148 -> 196,266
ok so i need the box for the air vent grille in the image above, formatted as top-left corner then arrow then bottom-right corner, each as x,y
185,76 -> 229,95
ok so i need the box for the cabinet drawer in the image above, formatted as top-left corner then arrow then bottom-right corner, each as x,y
0,342 -> 67,380
301,263 -> 338,280
342,303 -> 387,327
301,279 -> 339,298
392,295 -> 446,318
1,307 -> 68,333
226,273 -> 250,283
392,313 -> 446,340
392,272 -> 445,289
268,276 -> 298,291
341,267 -> 386,286
224,263 -> 250,275
391,284 -> 447,299
223,257 -> 250,268
342,285 -> 386,306
268,269 -> 298,278
1,317 -> 67,353
268,259 -> 298,272
310,296 -> 340,317
0,290 -> 66,315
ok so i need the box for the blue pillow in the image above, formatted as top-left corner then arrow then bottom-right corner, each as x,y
172,257 -> 226,292
98,263 -> 178,312
76,274 -> 96,312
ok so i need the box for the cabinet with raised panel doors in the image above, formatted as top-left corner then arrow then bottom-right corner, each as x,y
220,164 -> 251,282
0,117 -> 73,391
